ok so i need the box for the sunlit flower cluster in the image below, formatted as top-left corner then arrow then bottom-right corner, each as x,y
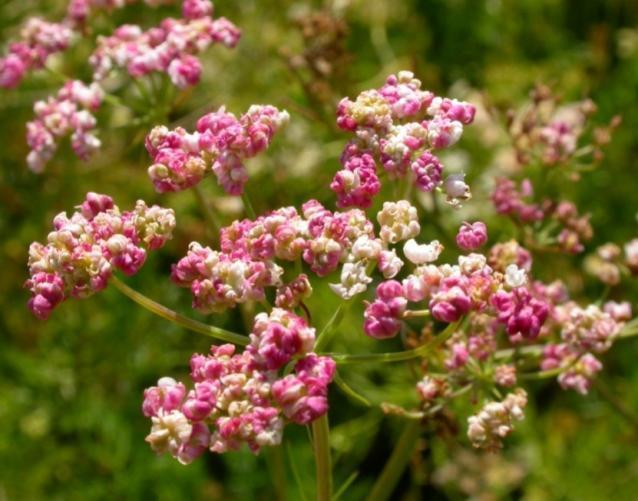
331,71 -> 476,208
26,192 -> 175,319
26,80 -> 104,172
90,0 -> 240,88
146,105 -> 289,194
0,18 -> 73,89
143,309 -> 335,463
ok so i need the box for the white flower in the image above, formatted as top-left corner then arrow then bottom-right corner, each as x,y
378,249 -> 404,278
403,239 -> 443,265
329,261 -> 372,299
505,264 -> 527,288
351,236 -> 383,260
443,173 -> 471,208
458,253 -> 488,275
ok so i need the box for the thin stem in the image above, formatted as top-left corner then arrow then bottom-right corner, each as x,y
315,302 -> 348,352
402,309 -> 431,319
333,372 -> 371,407
334,471 -> 359,501
493,320 -> 638,361
286,443 -> 309,501
329,320 -> 459,365
312,414 -> 332,501
365,420 -> 421,501
192,184 -> 221,235
241,189 -> 257,219
102,92 -> 131,111
111,276 -> 248,345
593,379 -> 638,431
266,446 -> 287,501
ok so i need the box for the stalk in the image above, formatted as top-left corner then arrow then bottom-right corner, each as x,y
329,320 -> 459,365
315,302 -> 348,352
192,184 -> 221,235
312,414 -> 332,501
241,189 -> 257,219
365,420 -> 421,501
111,276 -> 248,345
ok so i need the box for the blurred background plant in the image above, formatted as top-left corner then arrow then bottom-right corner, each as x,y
2,0 -> 638,499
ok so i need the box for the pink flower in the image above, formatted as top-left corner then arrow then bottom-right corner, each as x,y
364,280 -> 407,339
167,55 -> 202,89
182,0 -> 214,20
143,377 -> 187,418
456,221 -> 488,251
0,53 -> 27,88
491,288 -> 549,340
411,151 -> 443,192
429,277 -> 472,323
25,272 -> 65,320
248,309 -> 316,371
272,354 -> 336,425
331,148 -> 380,209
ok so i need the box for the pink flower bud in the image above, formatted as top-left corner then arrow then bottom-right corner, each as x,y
456,221 -> 488,251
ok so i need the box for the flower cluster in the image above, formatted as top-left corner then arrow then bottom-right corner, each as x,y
26,192 -> 175,319
66,0 -> 177,27
0,0 -> 184,89
364,226 -> 548,340
467,389 -> 528,450
26,80 -> 103,172
331,71 -> 476,208
537,301 -> 624,394
145,105 -> 289,194
90,0 -> 240,88
10,0 -> 241,171
172,200 -> 379,312
506,84 -> 620,167
492,178 -> 592,253
0,18 -> 73,89
143,309 -> 335,462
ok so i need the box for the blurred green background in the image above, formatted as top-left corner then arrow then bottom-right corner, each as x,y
2,0 -> 638,499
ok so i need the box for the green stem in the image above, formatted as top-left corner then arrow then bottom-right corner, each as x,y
333,372 -> 371,407
329,321 -> 459,365
312,414 -> 332,501
315,302 -> 348,352
493,320 -> 638,362
365,420 -> 421,501
241,189 -> 257,219
192,183 -> 221,235
593,379 -> 638,431
111,276 -> 248,345
266,446 -> 287,501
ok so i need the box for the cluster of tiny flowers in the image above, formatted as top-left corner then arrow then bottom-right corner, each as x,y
331,71 -> 476,208
0,0 -> 183,89
145,105 -> 289,194
492,178 -> 592,253
143,309 -> 335,463
538,301 -> 624,394
6,1 -> 242,171
507,84 -> 619,167
467,389 -> 527,450
66,0 -> 177,27
363,217 -> 551,340
26,80 -> 103,172
585,240 -> 638,286
90,0 -> 240,88
0,18 -> 73,89
456,221 -> 488,251
26,192 -> 175,319
172,200 -> 382,312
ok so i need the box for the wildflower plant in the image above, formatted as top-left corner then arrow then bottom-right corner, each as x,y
11,0 -> 638,498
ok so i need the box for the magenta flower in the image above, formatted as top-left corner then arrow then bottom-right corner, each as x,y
456,221 -> 488,251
